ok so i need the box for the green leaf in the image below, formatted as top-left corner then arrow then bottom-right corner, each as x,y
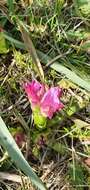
0,33 -> 8,54
37,51 -> 90,91
3,32 -> 25,49
0,117 -> 46,190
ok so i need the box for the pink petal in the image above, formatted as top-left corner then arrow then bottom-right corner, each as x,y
23,80 -> 45,107
40,87 -> 64,119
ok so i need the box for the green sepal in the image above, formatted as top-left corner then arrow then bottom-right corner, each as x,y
33,107 -> 47,130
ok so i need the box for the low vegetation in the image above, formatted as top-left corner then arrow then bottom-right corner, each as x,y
0,0 -> 90,189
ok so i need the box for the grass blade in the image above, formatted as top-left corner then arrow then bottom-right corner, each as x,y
17,20 -> 44,82
37,51 -> 90,91
0,117 -> 46,190
7,0 -> 14,15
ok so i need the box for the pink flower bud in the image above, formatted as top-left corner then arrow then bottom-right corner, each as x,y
14,132 -> 25,147
23,80 -> 45,108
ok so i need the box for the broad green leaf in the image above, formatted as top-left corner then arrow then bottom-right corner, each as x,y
3,32 -> 25,49
0,33 -> 8,54
0,117 -> 46,190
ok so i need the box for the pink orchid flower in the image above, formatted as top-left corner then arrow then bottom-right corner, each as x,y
24,80 -> 64,119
